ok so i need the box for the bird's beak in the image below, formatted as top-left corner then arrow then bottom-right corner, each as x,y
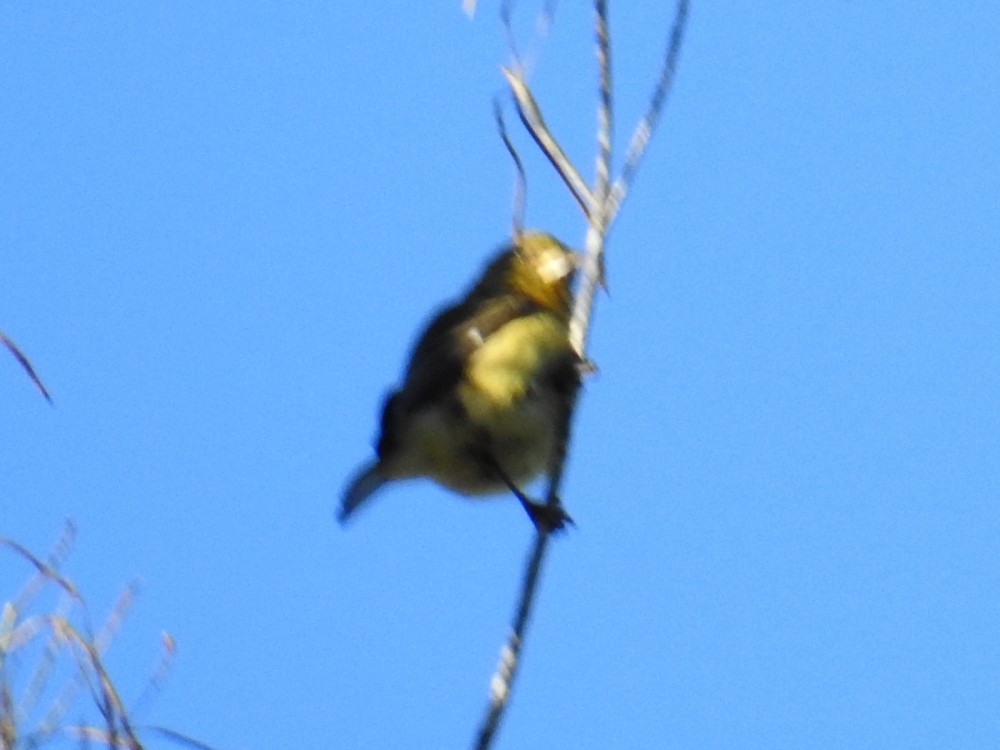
537,250 -> 577,284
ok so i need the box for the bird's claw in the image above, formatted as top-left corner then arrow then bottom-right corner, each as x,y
522,499 -> 575,534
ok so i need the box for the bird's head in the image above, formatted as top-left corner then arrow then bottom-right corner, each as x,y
510,231 -> 577,314
474,231 -> 577,315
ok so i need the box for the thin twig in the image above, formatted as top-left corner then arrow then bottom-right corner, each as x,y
472,536 -> 549,749
33,600 -> 94,740
128,632 -> 177,719
594,0 -> 613,224
18,597 -> 75,724
502,68 -> 593,218
569,0 -> 614,358
608,0 -> 689,221
0,537 -> 81,605
500,0 -> 523,74
500,0 -> 560,76
56,618 -> 143,749
1,683 -> 13,750
1,331 -> 52,403
493,99 -> 527,236
537,0 -> 559,42
94,581 -> 140,655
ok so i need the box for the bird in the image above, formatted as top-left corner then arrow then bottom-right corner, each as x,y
339,231 -> 580,531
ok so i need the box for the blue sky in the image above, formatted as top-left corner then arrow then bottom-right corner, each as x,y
3,3 -> 999,748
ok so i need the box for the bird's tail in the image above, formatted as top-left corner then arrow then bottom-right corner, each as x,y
339,462 -> 387,524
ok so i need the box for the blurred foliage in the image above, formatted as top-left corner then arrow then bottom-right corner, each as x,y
0,524 -> 175,750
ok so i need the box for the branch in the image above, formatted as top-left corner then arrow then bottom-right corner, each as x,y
472,536 -> 551,749
502,68 -> 593,218
474,3 -> 689,748
594,0 -> 613,223
56,617 -> 142,749
129,632 -> 178,719
1,331 -> 52,403
0,534 -> 81,604
607,0 -> 690,222
475,9 -> 611,745
568,0 -> 615,356
501,0 -> 560,77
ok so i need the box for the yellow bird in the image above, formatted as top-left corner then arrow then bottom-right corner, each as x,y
340,231 -> 579,530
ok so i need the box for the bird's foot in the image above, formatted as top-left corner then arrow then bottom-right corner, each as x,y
482,451 -> 575,533
520,497 -> 575,534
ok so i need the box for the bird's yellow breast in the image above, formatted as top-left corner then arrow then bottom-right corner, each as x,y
461,312 -> 568,419
385,311 -> 570,495
456,311 -> 569,488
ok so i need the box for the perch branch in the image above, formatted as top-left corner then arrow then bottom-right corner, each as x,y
473,3 -> 689,748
